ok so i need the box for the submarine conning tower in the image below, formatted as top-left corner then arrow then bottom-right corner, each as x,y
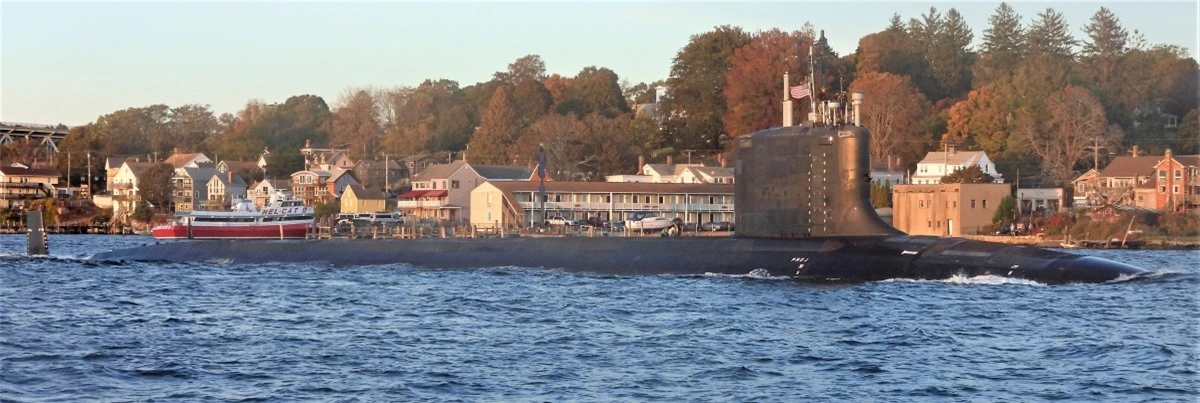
735,93 -> 902,239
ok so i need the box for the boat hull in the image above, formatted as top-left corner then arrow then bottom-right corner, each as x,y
91,235 -> 1146,284
151,222 -> 311,240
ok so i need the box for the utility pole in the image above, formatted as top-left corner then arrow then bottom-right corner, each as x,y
383,153 -> 391,194
67,151 -> 71,195
87,151 -> 92,198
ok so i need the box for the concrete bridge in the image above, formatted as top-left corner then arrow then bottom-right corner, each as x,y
0,121 -> 70,154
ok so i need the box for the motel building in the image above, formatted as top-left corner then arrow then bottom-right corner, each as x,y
469,181 -> 734,229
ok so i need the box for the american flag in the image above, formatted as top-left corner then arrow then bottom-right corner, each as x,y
790,79 -> 811,100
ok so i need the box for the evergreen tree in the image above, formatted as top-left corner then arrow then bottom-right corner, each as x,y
975,3 -> 1025,87
467,86 -> 520,164
1026,8 -> 1076,59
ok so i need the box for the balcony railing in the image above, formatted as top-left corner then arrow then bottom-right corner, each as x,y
397,200 -> 448,209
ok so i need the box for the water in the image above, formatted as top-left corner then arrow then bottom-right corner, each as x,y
1,234 -> 1197,402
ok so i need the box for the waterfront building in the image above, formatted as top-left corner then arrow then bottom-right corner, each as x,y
892,183 -> 1010,236
399,161 -> 538,225
341,184 -> 388,214
469,181 -> 734,230
0,164 -> 60,209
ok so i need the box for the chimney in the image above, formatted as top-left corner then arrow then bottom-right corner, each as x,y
304,139 -> 311,149
947,143 -> 957,155
1132,145 -> 1139,157
1165,148 -> 1173,162
666,155 -> 673,165
887,156 -> 893,171
173,147 -> 179,156
228,171 -> 233,184
719,153 -> 727,168
638,155 -> 645,174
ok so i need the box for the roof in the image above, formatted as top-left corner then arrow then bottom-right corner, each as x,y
1165,155 -> 1200,167
180,167 -> 217,182
124,162 -> 164,175
0,166 -> 60,177
1098,156 -> 1159,178
916,151 -> 987,166
412,160 -> 467,181
213,173 -> 248,187
106,157 -> 127,170
218,160 -> 260,172
163,153 -> 209,169
472,164 -> 534,180
345,184 -> 388,200
685,166 -> 734,178
252,179 -> 291,190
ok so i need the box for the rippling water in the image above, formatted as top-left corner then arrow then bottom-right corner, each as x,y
1,234 -> 1197,401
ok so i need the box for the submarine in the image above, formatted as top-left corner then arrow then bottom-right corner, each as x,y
91,93 -> 1147,284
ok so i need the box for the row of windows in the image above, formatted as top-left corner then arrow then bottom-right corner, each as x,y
916,199 -> 983,208
193,215 -> 313,223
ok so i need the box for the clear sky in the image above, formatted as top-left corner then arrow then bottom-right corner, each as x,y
3,1 -> 1197,126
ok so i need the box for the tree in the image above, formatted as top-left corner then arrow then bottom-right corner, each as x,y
928,8 -> 975,102
944,88 -> 1013,157
1020,85 -> 1119,186
494,54 -> 547,84
132,201 -> 155,224
723,29 -> 811,138
557,66 -> 629,119
1176,108 -> 1200,155
1080,7 -> 1133,131
849,72 -> 933,167
975,3 -> 1025,87
856,15 -> 928,82
137,163 -> 174,213
660,25 -> 751,150
940,164 -> 996,184
1026,8 -> 1076,59
992,195 -> 1017,226
466,85 -> 520,164
330,88 -> 383,159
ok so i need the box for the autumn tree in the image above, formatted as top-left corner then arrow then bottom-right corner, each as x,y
467,85 -> 520,164
330,88 -> 383,159
494,54 -> 547,84
660,25 -> 751,150
723,29 -> 811,138
1020,85 -> 1120,186
850,72 -> 932,167
943,88 -> 1013,157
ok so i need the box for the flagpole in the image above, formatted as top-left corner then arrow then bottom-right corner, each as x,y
808,44 -> 817,124
783,72 -> 793,127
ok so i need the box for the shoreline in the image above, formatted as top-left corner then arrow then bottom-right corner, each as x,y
960,235 -> 1200,250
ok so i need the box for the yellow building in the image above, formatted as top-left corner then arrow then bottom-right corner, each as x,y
340,185 -> 388,214
470,181 -> 734,229
892,183 -> 1011,236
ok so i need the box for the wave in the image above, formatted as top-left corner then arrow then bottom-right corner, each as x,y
879,274 -> 1046,286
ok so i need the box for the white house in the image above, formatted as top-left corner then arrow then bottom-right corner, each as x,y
910,146 -> 1003,185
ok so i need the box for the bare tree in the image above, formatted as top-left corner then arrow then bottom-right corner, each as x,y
1020,85 -> 1120,186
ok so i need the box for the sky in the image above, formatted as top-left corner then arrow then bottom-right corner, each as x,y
3,1 -> 1197,126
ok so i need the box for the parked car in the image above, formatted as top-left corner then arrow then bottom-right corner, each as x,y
546,216 -> 580,226
585,216 -> 610,228
699,221 -> 735,231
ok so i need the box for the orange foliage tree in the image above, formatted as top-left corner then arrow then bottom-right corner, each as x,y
943,88 -> 1010,156
722,29 -> 812,139
849,72 -> 932,167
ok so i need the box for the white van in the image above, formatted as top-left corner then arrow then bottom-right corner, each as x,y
367,212 -> 402,224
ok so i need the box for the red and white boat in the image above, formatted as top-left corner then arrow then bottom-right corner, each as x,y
151,193 -> 314,240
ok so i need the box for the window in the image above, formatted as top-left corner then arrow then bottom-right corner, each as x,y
953,201 -> 957,208
982,200 -> 988,208
1161,186 -> 1167,193
452,180 -> 460,189
1159,169 -> 1166,179
486,212 -> 492,221
487,193 -> 492,206
971,200 -> 976,208
919,200 -> 924,208
1173,185 -> 1180,194
927,221 -> 932,228
1175,169 -> 1182,180
658,196 -> 664,204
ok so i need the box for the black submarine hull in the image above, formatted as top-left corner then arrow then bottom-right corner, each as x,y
90,235 -> 1145,284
